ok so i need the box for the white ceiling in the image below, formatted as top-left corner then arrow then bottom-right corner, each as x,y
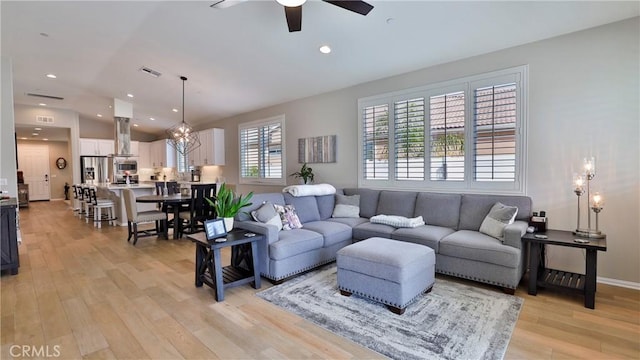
3,1 -> 638,139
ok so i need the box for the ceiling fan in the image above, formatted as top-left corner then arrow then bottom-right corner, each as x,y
211,0 -> 374,32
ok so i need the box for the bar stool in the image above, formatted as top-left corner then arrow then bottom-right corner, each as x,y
88,187 -> 116,228
71,185 -> 82,217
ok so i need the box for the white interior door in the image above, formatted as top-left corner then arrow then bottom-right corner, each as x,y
18,144 -> 50,201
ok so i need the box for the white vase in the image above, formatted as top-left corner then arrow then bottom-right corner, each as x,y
222,217 -> 234,231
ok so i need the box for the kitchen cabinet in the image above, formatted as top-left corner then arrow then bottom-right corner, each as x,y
130,141 -> 140,157
150,139 -> 176,168
80,138 -> 114,156
1,198 -> 19,275
189,128 -> 225,166
137,142 -> 151,168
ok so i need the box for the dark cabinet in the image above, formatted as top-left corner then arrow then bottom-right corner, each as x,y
1,198 -> 19,275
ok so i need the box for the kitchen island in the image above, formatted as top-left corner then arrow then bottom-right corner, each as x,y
95,184 -> 156,226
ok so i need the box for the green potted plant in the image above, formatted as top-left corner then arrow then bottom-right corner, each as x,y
205,183 -> 253,231
290,163 -> 314,184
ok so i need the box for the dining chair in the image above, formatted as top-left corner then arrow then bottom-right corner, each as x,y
176,183 -> 217,237
154,181 -> 183,230
122,188 -> 168,245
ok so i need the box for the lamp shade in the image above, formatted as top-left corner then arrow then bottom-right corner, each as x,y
276,0 -> 306,7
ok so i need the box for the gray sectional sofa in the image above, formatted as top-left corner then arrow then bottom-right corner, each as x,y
235,188 -> 532,293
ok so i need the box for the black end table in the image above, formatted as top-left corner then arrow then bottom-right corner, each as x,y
187,230 -> 263,301
522,229 -> 607,309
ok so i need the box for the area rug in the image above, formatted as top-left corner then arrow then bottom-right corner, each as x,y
257,265 -> 523,360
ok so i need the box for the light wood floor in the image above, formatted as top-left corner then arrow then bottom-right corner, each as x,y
2,201 -> 638,359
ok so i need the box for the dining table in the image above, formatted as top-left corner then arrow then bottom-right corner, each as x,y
136,194 -> 191,239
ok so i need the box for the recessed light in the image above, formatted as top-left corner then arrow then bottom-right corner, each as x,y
46,74 -> 57,79
97,114 -> 103,117
34,127 -> 42,131
32,133 -> 39,136
20,137 -> 27,140
133,124 -> 139,127
39,103 -> 47,106
319,45 -> 331,54
172,108 -> 179,113
149,117 -> 155,121
43,138 -> 49,141
127,93 -> 134,98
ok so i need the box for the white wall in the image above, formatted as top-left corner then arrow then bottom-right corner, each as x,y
14,104 -> 81,184
1,56 -> 17,198
206,18 -> 639,284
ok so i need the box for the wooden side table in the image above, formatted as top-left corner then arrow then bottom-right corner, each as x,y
522,229 -> 607,309
187,230 -> 263,301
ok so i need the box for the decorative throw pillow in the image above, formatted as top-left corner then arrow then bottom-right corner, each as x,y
479,202 -> 518,240
273,204 -> 303,230
251,202 -> 283,231
332,194 -> 361,218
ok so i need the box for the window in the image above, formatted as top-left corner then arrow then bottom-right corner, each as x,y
239,115 -> 285,185
358,66 -> 527,194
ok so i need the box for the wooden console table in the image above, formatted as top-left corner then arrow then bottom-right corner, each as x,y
522,229 -> 607,309
188,230 -> 263,301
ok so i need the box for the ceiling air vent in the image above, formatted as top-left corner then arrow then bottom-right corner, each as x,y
36,116 -> 54,124
140,66 -> 161,78
27,93 -> 64,100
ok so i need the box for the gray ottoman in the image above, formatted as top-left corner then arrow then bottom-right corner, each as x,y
336,237 -> 435,315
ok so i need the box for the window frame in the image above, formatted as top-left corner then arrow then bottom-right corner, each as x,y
357,66 -> 528,194
238,115 -> 286,186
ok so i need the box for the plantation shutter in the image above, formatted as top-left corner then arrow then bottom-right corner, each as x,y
262,123 -> 282,179
429,91 -> 465,181
474,83 -> 517,182
240,127 -> 259,178
362,104 -> 389,180
395,98 -> 425,180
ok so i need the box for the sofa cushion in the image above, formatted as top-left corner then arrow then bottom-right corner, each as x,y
352,222 -> 396,240
479,202 -> 518,240
414,192 -> 461,229
251,202 -> 282,231
316,194 -> 335,220
343,188 -> 380,218
376,191 -> 417,218
459,194 -> 532,231
332,194 -> 360,218
269,229 -> 323,260
303,221 -> 353,247
284,193 -> 321,223
439,230 -> 520,268
237,193 -> 285,221
391,225 -> 456,252
327,217 -> 369,228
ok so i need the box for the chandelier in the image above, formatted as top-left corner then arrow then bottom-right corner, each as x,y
165,76 -> 200,156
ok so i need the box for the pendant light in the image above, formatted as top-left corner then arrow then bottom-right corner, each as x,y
165,76 -> 200,156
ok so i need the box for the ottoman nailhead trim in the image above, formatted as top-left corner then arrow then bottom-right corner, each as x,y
338,285 -> 431,309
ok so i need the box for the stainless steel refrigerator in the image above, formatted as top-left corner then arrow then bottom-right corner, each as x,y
80,156 -> 108,184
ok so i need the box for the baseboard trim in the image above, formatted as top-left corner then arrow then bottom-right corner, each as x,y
597,276 -> 640,290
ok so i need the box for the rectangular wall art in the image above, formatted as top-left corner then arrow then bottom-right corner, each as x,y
298,135 -> 336,163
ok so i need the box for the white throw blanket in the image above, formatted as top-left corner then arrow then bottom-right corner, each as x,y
283,184 -> 336,197
370,214 -> 425,228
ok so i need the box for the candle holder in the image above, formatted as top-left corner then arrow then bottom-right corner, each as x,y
572,157 -> 605,239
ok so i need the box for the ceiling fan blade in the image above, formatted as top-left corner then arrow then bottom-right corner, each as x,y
284,6 -> 302,32
323,1 -> 373,16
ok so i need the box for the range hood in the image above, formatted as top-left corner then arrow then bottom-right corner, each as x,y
113,98 -> 134,157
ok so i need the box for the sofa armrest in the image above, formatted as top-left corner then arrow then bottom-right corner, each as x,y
503,220 -> 528,249
235,220 -> 279,244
